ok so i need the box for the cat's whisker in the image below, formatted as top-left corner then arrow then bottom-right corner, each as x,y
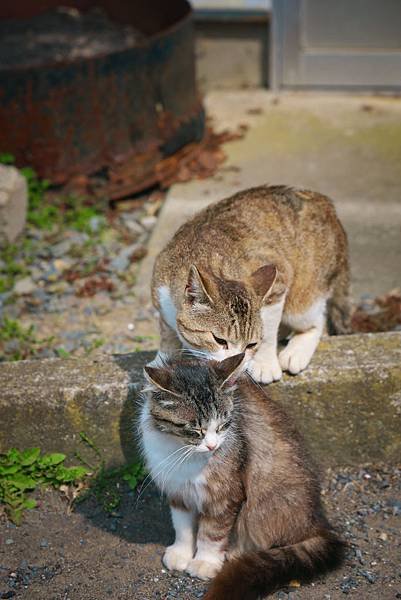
159,446 -> 195,496
158,449 -> 191,495
176,348 -> 211,359
245,371 -> 270,399
138,444 -> 191,491
135,444 -> 193,506
158,448 -> 194,497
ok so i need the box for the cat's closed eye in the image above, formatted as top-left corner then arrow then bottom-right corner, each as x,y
212,333 -> 228,348
187,428 -> 203,438
246,342 -> 257,349
217,420 -> 232,432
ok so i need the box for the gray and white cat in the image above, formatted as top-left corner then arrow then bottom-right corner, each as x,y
139,353 -> 344,600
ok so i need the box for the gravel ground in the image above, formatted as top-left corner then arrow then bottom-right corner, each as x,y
1,464 -> 400,599
0,192 -> 162,361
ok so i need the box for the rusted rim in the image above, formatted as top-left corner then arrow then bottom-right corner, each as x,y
0,0 -> 192,73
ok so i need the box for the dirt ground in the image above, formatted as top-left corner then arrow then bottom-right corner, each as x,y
1,464 -> 400,600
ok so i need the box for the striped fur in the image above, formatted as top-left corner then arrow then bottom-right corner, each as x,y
204,529 -> 345,600
152,184 -> 351,381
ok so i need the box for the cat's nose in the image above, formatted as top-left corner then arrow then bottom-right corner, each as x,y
206,441 -> 217,451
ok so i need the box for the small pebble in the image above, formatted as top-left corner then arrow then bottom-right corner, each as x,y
354,548 -> 364,564
340,576 -> 358,593
40,539 -> 49,548
51,239 -> 72,257
360,570 -> 377,584
5,538 -> 14,545
14,277 -> 36,295
89,215 -> 104,233
140,215 -> 157,230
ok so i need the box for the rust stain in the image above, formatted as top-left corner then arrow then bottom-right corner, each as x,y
0,1 -> 202,194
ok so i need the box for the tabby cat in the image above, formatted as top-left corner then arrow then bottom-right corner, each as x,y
139,353 -> 345,600
151,185 -> 350,383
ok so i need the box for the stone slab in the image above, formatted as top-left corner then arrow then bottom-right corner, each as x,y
0,164 -> 27,245
1,332 -> 400,467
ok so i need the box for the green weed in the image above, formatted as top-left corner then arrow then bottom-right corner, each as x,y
0,434 -> 145,524
0,244 -> 29,292
0,317 -> 53,361
0,154 -> 53,230
0,447 -> 89,525
0,153 -> 106,233
76,432 -> 146,513
84,337 -> 105,355
20,166 -> 52,229
0,152 -> 15,165
55,347 -> 72,359
64,198 -> 106,234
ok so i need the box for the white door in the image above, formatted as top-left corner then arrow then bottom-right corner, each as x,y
272,0 -> 401,89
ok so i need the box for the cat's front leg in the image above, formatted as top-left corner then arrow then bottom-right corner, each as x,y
163,506 -> 195,572
247,297 -> 285,384
186,512 -> 232,580
279,298 -> 326,374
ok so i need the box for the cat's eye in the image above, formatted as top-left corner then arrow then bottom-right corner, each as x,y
185,427 -> 202,438
217,420 -> 231,432
246,342 -> 257,349
212,334 -> 228,348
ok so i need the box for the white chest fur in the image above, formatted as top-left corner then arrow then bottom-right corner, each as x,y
157,285 -> 193,349
140,405 -> 209,512
158,285 -> 178,330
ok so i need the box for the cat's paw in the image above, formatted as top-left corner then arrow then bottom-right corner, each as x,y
279,343 -> 310,374
186,558 -> 223,580
247,354 -> 282,384
163,544 -> 193,572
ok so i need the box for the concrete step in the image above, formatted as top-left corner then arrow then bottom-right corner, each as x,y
1,332 -> 400,467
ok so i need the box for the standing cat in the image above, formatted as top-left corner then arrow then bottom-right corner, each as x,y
139,353 -> 345,600
151,185 -> 350,383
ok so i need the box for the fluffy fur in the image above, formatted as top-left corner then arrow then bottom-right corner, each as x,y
139,353 -> 345,599
151,185 -> 350,383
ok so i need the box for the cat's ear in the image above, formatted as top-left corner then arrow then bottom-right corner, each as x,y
214,353 -> 245,388
185,265 -> 214,306
250,264 -> 277,301
144,366 -> 181,398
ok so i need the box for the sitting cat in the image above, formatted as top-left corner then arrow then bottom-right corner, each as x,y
151,185 -> 350,383
139,353 -> 345,600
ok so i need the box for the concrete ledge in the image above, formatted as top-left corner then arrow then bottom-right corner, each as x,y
1,332 -> 400,466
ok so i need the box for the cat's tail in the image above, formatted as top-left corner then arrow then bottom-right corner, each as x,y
203,529 -> 345,600
326,261 -> 352,335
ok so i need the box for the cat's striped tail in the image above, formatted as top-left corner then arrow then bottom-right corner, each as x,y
327,261 -> 352,335
203,529 -> 345,600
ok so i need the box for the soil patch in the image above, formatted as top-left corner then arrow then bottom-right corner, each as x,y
1,464 -> 400,599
